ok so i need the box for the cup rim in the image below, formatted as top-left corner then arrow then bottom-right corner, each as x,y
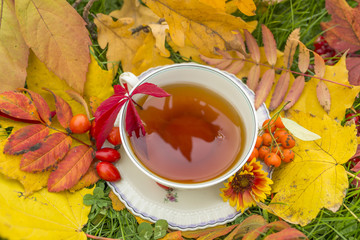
119,63 -> 258,189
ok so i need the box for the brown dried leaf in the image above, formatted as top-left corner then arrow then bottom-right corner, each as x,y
283,28 -> 300,69
199,55 -> 229,66
261,25 -> 277,66
224,59 -> 245,74
284,76 -> 305,110
233,33 -> 247,56
70,163 -> 99,192
255,69 -> 275,109
18,88 -> 52,125
4,124 -> 49,155
314,52 -> 326,78
316,80 -> 331,113
44,88 -> 73,130
20,132 -> 72,172
247,65 -> 261,91
269,72 -> 290,111
47,145 -> 95,192
298,42 -> 310,73
244,29 -> 260,63
66,89 -> 90,120
346,57 -> 360,85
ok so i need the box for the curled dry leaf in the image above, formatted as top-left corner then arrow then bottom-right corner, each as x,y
314,52 -> 326,78
255,69 -> 275,109
234,33 -> 247,56
44,88 -> 73,130
4,124 -> 49,155
283,28 -> 300,69
269,72 -> 290,111
244,29 -> 260,63
298,42 -> 310,73
284,76 -> 305,110
66,89 -> 90,120
261,25 -> 277,66
0,91 -> 40,121
247,65 -> 261,91
316,80 -> 331,113
48,145 -> 95,192
148,23 -> 170,57
20,132 -> 72,173
18,88 -> 52,125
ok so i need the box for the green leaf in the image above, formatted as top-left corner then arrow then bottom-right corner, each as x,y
154,219 -> 168,239
138,222 -> 153,240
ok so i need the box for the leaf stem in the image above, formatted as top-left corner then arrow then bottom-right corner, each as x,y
85,233 -> 123,240
342,203 -> 360,223
230,57 -> 353,89
346,170 -> 360,181
131,99 -> 143,110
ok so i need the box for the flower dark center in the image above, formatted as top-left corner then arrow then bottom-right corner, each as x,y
231,173 -> 255,194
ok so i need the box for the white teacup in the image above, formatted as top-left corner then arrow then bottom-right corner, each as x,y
118,63 -> 258,189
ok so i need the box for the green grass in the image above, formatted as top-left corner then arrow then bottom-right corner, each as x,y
70,0 -> 360,239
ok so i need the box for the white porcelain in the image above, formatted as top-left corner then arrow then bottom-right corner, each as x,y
108,74 -> 270,230
118,63 -> 259,189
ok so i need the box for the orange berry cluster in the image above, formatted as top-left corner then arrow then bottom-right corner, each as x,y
247,116 -> 296,168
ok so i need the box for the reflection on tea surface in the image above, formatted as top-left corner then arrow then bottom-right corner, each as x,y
130,84 -> 244,183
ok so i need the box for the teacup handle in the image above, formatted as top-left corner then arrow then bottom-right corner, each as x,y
119,72 -> 140,90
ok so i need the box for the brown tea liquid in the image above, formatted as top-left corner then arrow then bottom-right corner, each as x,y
130,84 -> 244,183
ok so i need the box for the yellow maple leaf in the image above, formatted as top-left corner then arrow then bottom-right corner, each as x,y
270,111 -> 357,226
199,0 -> 226,11
0,0 -> 29,93
0,174 -> 92,239
291,55 -> 360,121
131,33 -> 174,75
143,0 -> 257,56
15,0 -> 91,94
234,0 -> 257,16
109,0 -> 159,27
94,15 -> 147,72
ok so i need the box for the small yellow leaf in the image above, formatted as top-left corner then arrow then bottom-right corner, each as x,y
291,54 -> 360,121
148,23 -> 170,57
94,14 -> 147,72
131,33 -> 174,75
109,0 -> 159,27
270,111 -> 357,226
0,0 -> 29,93
0,119 -> 49,195
0,174 -> 92,239
144,0 -> 256,56
234,0 -> 257,16
15,0 -> 91,94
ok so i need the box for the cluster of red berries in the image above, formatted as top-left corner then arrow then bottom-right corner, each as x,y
69,114 -> 122,182
248,117 -> 296,168
313,35 -> 337,65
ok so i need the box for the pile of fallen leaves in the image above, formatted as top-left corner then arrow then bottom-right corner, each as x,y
1,0 -> 360,239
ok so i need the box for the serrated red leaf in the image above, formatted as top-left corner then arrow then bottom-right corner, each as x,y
254,69 -> 275,110
262,25 -> 277,66
18,88 -> 52,125
126,101 -> 145,137
224,215 -> 267,240
70,162 -> 100,192
0,91 -> 40,121
284,76 -> 305,110
263,228 -> 308,240
48,145 -> 95,192
247,65 -> 261,91
347,57 -> 360,85
44,88 -> 73,130
0,112 -> 41,124
244,29 -> 260,63
199,225 -> 238,240
131,82 -> 171,98
20,132 -> 72,172
114,84 -> 128,95
4,124 -> 49,155
243,221 -> 290,240
269,72 -> 290,111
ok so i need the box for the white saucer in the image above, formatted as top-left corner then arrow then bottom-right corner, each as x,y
108,69 -> 270,230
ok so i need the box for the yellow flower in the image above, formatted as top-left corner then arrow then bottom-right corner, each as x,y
220,158 -> 273,212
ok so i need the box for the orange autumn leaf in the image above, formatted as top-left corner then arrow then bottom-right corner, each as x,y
160,231 -> 183,240
0,91 -> 40,121
44,89 -> 73,130
261,24 -> 277,66
48,145 -> 95,192
70,163 -> 99,192
20,132 -> 72,172
283,28 -> 300,69
4,124 -> 49,155
263,228 -> 308,240
0,0 -> 29,93
181,226 -> 227,239
255,69 -> 275,109
298,42 -> 310,73
224,215 -> 267,240
269,72 -> 290,111
242,221 -> 291,240
15,0 -> 91,94
244,29 -> 261,63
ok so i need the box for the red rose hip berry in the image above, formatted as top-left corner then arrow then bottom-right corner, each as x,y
69,114 -> 91,134
95,148 -> 121,163
107,127 -> 122,146
96,162 -> 121,182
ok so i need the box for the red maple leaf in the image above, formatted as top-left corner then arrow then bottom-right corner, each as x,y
93,83 -> 170,149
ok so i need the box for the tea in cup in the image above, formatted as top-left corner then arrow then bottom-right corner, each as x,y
118,63 -> 258,189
